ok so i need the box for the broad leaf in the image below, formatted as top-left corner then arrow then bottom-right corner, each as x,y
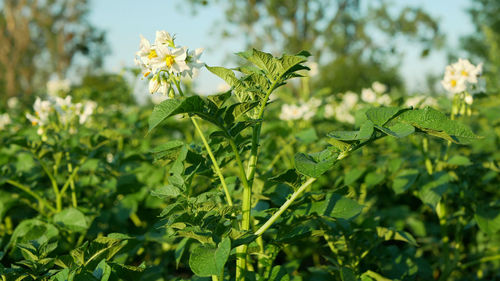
189,237 -> 231,277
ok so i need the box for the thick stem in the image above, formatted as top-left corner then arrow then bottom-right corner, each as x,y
191,117 -> 233,206
229,138 -> 252,281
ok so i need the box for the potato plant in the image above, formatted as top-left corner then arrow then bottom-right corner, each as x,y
0,31 -> 499,281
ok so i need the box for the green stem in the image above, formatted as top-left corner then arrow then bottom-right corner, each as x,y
460,254 -> 500,269
191,117 -> 233,207
66,152 -> 78,208
37,156 -> 61,211
229,138 -> 252,281
6,180 -> 56,213
246,80 -> 281,187
255,177 -> 317,236
173,78 -> 233,206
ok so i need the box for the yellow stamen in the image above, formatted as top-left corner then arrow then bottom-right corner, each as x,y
148,50 -> 158,59
143,71 -> 151,77
165,55 -> 175,68
461,70 -> 468,76
32,121 -> 38,126
451,79 -> 457,87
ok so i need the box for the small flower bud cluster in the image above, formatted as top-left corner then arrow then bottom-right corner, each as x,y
135,30 -> 204,97
361,82 -> 391,105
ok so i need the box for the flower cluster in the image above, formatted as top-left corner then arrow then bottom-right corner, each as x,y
441,58 -> 483,95
47,78 -> 71,97
404,95 -> 438,108
26,96 -> 97,137
279,98 -> 321,121
325,91 -> 358,123
135,30 -> 203,97
361,82 -> 391,105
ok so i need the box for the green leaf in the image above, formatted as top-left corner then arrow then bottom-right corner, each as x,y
148,96 -> 206,134
366,107 -> 405,126
269,169 -> 302,189
93,259 -> 111,281
398,107 -> 480,143
150,140 -> 184,161
205,66 -> 244,89
376,227 -> 418,246
475,205 -> 500,234
344,168 -> 366,186
267,265 -> 290,281
341,267 -> 358,281
447,155 -> 472,166
189,237 -> 231,277
376,122 -> 415,138
151,185 -> 181,198
300,193 -> 363,219
294,149 -> 338,178
392,169 -> 419,194
328,121 -> 374,141
418,172 -> 450,209
5,219 -> 59,254
53,208 -> 89,232
207,91 -> 232,108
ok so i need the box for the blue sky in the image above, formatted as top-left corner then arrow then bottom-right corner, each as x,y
89,0 -> 474,97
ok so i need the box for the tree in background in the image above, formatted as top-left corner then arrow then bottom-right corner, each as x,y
191,0 -> 444,93
461,0 -> 500,92
0,0 -> 107,98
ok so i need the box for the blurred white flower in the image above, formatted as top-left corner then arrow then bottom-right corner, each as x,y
335,104 -> 355,124
7,97 -> 19,109
324,104 -> 334,118
343,91 -> 358,108
79,101 -> 97,124
405,96 -> 425,108
279,103 -> 314,121
151,94 -> 169,105
47,78 -> 71,96
464,94 -> 473,105
216,82 -> 231,93
306,61 -> 319,77
106,153 -> 114,163
0,113 -> 11,130
377,94 -> 392,106
361,88 -> 376,103
372,81 -> 387,94
184,48 -> 204,77
307,97 -> 322,109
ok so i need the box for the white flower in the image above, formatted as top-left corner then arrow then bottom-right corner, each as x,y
453,59 -> 482,84
184,48 -> 204,77
343,91 -> 358,108
151,93 -> 169,105
324,104 -> 334,118
441,72 -> 466,94
216,82 -> 231,93
307,98 -> 322,109
279,104 -> 305,121
377,94 -> 392,106
47,78 -> 71,96
106,153 -> 114,163
306,61 -> 319,77
0,113 -> 11,130
441,58 -> 482,95
28,97 -> 51,126
155,30 -> 175,47
372,81 -> 387,94
79,101 -> 97,124
335,104 -> 355,123
361,88 -> 376,103
405,96 -> 425,108
150,45 -> 189,74
149,74 -> 162,94
7,97 -> 19,109
464,94 -> 473,105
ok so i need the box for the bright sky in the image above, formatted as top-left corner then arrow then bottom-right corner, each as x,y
89,0 -> 474,99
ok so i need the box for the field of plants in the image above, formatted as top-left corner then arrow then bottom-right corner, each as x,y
1,1 -> 500,281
